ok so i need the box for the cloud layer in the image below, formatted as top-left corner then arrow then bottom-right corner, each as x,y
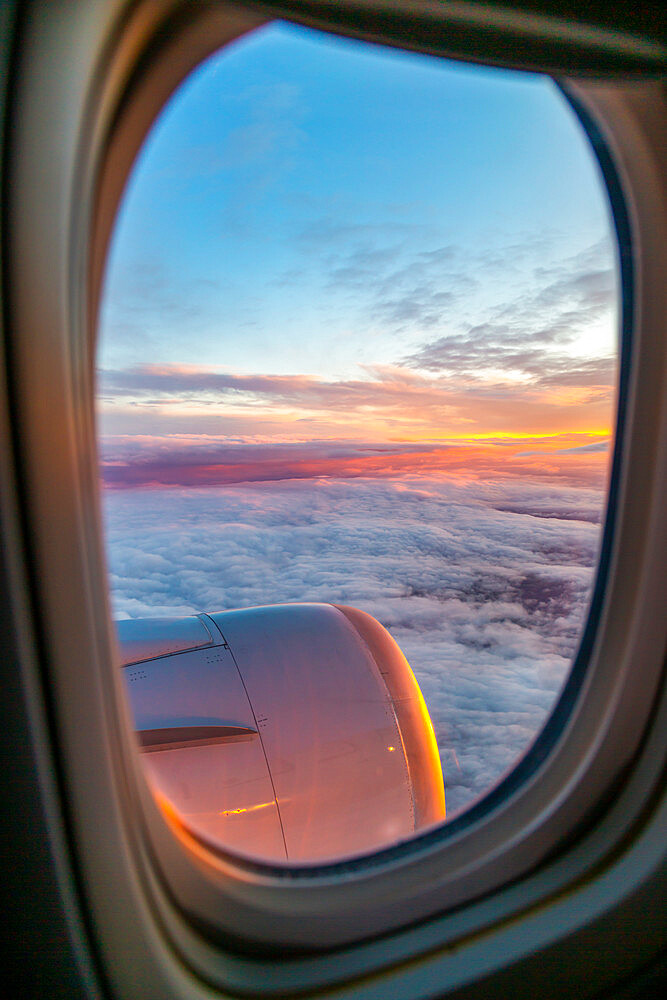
104,475 -> 604,818
100,433 -> 610,490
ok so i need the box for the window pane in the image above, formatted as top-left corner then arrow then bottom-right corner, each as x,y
97,21 -> 618,860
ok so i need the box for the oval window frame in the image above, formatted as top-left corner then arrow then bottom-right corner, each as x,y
4,1 -> 666,994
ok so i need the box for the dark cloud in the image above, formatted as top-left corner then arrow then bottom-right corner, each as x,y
104,475 -> 605,817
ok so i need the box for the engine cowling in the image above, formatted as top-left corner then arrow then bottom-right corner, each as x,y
117,603 -> 445,864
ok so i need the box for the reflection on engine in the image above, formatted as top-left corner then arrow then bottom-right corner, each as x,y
117,603 -> 445,864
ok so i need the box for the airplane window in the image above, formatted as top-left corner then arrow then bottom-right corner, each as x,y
96,21 -> 618,864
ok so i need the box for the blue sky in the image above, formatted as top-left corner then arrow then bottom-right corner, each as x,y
99,20 -> 615,386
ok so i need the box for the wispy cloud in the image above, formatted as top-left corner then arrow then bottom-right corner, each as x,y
99,350 -> 615,443
322,240 -> 467,329
405,240 -> 617,386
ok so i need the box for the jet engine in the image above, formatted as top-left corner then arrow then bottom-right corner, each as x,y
117,603 -> 445,863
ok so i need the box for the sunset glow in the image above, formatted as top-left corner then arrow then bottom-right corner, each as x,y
98,21 -> 617,498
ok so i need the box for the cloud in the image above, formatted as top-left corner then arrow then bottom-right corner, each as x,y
286,208 -> 485,334
99,433 -> 611,489
555,439 -> 610,455
104,475 -> 605,818
99,353 -> 616,443
405,239 -> 617,389
285,224 -> 617,377
323,241 -> 465,329
98,234 -> 618,445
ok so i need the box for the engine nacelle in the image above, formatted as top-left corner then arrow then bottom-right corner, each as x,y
117,603 -> 445,863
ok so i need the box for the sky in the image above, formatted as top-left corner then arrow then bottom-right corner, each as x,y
97,22 -> 619,832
